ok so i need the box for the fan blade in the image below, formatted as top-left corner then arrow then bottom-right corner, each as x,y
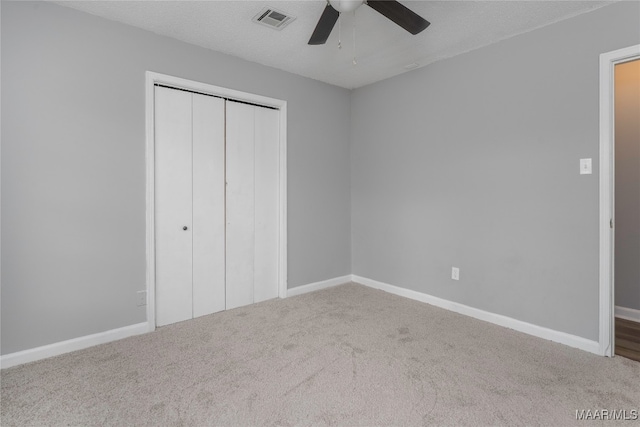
308,3 -> 340,45
366,1 -> 430,35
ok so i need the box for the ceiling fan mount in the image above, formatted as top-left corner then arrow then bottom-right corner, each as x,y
308,0 -> 430,45
328,0 -> 364,13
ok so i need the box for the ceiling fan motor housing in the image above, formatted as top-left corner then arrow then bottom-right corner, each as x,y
329,0 -> 364,13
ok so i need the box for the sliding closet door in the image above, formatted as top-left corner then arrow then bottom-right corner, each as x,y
156,88 -> 226,325
155,85 -> 280,323
225,102 -> 255,310
155,86 -> 193,327
226,102 -> 280,308
192,94 -> 226,317
253,107 -> 280,303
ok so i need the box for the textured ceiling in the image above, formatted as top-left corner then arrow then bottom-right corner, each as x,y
55,1 -> 614,89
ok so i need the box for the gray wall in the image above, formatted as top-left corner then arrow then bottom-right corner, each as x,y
615,59 -> 640,311
351,1 -> 640,341
1,1 -> 351,354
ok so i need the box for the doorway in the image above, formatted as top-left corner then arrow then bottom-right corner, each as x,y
145,72 -> 288,331
599,45 -> 640,358
613,58 -> 640,361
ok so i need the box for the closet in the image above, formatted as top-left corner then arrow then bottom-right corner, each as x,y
154,85 -> 279,327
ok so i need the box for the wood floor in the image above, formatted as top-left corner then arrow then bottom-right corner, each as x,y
615,317 -> 640,362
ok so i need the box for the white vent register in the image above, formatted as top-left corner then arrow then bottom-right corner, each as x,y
252,7 -> 295,30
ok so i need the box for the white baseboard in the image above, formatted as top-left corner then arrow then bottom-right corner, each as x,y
615,306 -> 640,322
3,276 -> 607,369
286,275 -> 353,297
352,275 -> 601,355
0,322 -> 149,369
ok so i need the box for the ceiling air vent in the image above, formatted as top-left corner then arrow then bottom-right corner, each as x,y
252,7 -> 296,30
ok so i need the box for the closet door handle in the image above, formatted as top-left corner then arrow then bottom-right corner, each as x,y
183,226 -> 188,231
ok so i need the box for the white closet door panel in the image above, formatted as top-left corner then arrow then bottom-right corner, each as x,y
155,87 -> 193,327
192,94 -> 226,318
226,102 -> 255,310
253,107 -> 280,303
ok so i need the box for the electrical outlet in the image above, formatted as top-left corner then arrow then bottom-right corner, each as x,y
136,290 -> 147,307
451,267 -> 460,281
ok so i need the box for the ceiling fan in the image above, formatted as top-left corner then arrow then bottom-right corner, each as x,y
308,0 -> 430,45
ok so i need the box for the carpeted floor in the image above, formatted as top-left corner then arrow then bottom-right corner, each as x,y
2,283 -> 639,426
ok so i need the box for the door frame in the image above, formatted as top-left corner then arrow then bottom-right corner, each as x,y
145,71 -> 288,331
598,44 -> 640,356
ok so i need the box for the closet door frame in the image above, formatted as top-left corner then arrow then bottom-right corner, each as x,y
145,71 -> 288,331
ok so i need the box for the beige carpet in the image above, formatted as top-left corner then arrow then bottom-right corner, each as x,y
2,283 -> 639,426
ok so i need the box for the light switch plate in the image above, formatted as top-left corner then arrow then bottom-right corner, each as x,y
580,158 -> 592,175
137,290 -> 147,307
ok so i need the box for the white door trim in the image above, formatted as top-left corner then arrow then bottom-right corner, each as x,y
145,71 -> 288,331
599,44 -> 640,357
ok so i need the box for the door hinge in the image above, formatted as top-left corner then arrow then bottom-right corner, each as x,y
610,218 -> 613,229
